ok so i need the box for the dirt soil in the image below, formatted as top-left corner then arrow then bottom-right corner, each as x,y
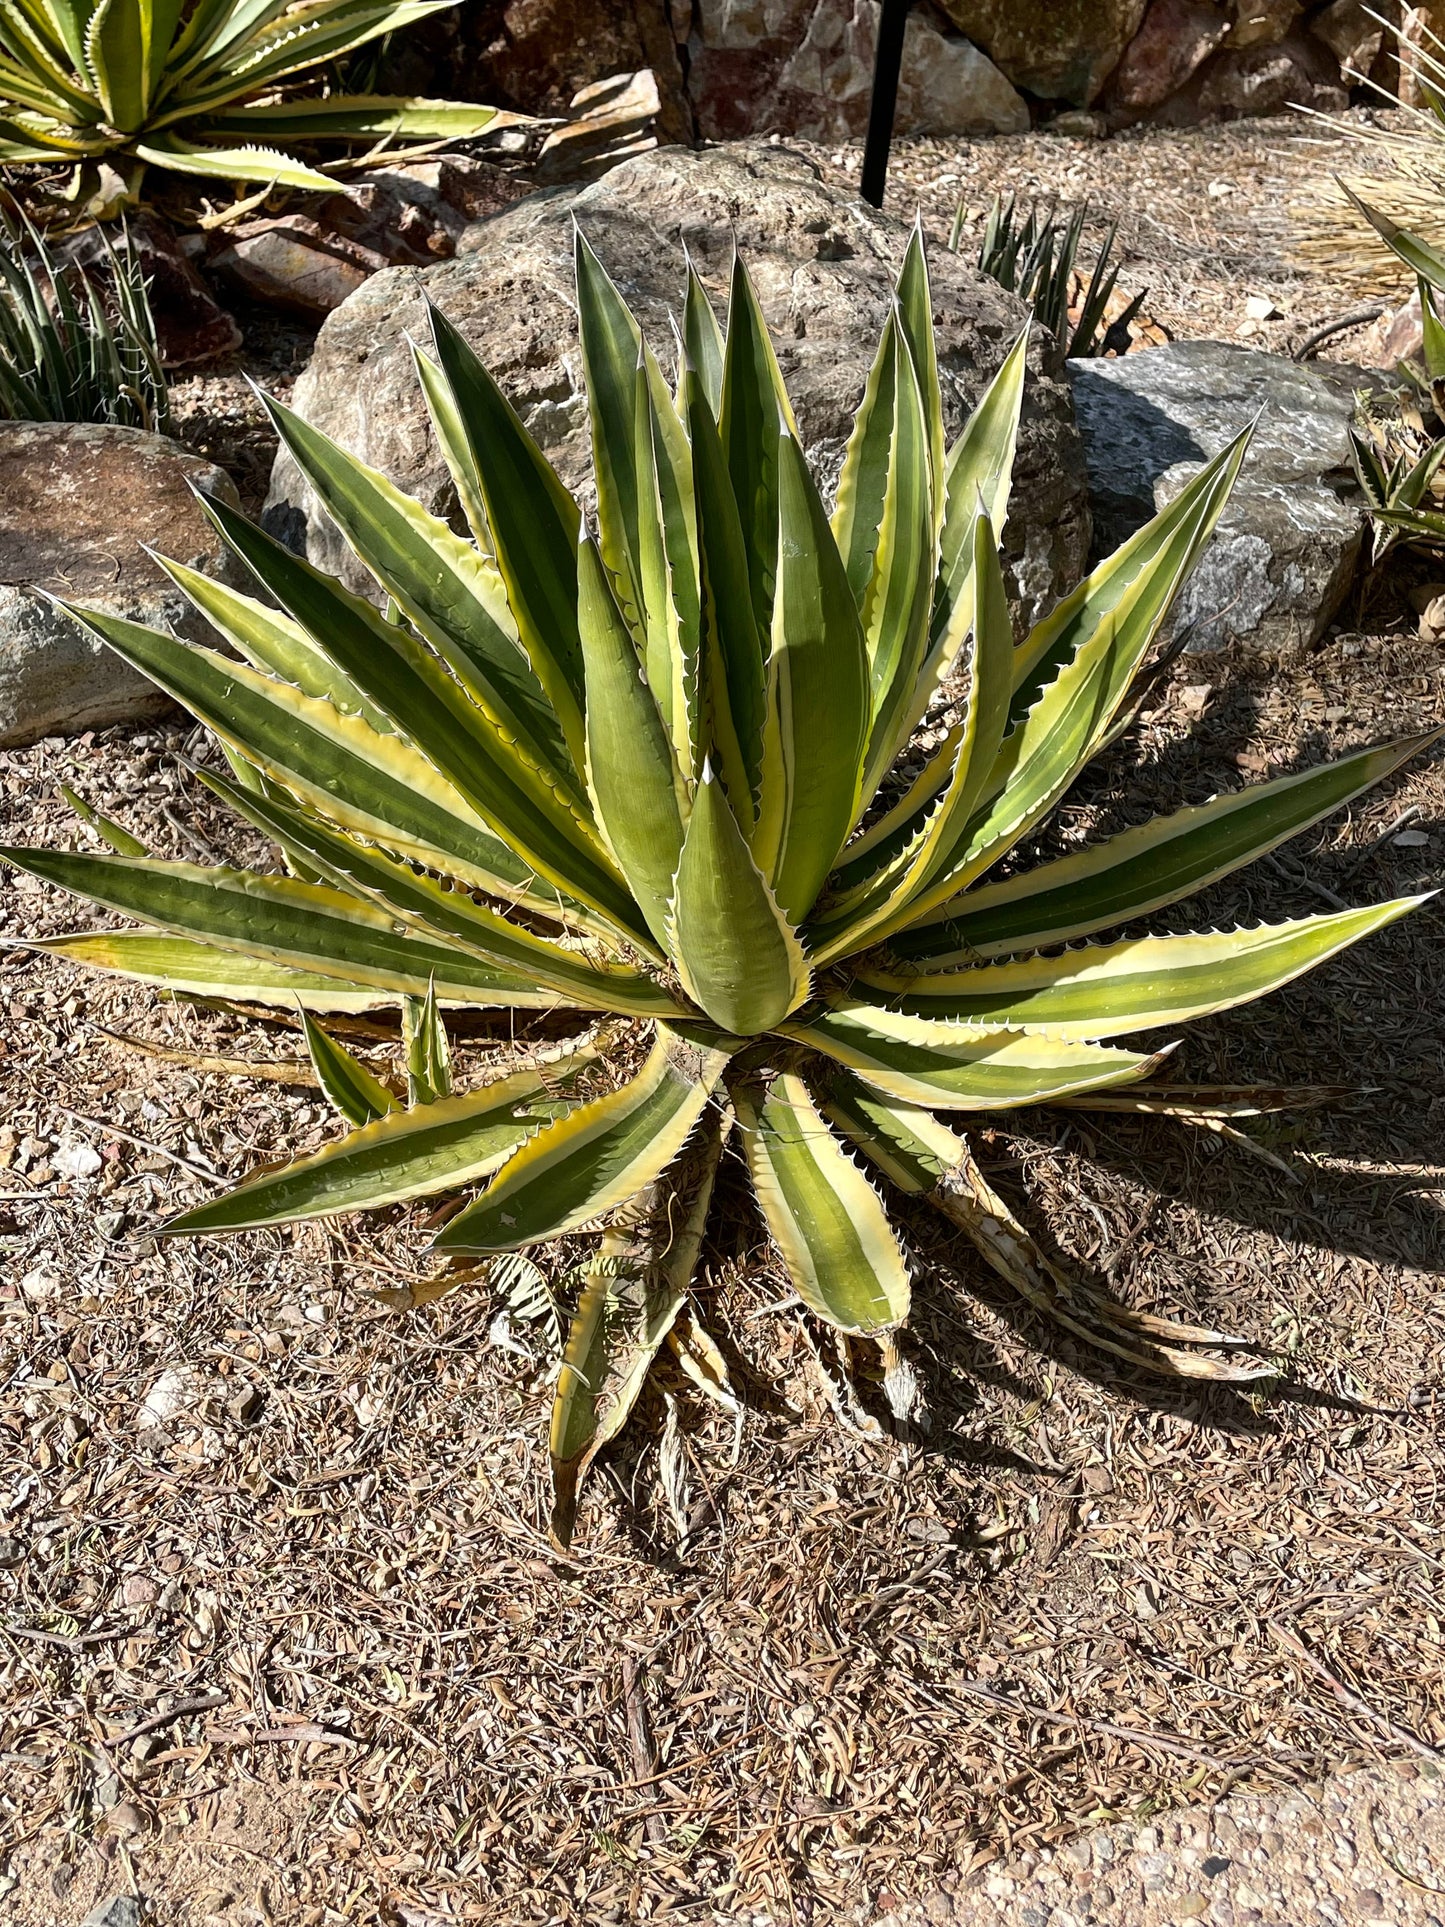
2,118 -> 1444,1927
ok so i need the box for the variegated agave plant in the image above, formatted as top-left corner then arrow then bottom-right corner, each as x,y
0,0 -> 514,192
8,234 -> 1433,1547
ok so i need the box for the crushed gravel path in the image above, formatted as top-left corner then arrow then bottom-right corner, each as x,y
875,1765 -> 1445,1927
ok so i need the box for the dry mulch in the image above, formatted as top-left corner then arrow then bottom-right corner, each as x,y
2,118 -> 1445,1927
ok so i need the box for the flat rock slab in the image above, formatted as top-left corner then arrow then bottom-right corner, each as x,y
264,139 -> 1090,632
1069,339 -> 1375,657
0,423 -> 240,746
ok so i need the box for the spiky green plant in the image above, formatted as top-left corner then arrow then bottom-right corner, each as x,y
0,197 -> 169,429
6,235 -> 1434,1546
955,191 -> 1147,364
0,0 -> 515,192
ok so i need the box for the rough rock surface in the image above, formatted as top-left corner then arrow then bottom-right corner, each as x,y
1069,339 -> 1376,656
936,0 -> 1150,102
1107,0 -> 1231,109
0,424 -> 240,746
377,0 -> 693,144
690,0 -> 1028,140
265,140 -> 1090,629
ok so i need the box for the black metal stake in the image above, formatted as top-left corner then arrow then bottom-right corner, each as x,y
861,0 -> 912,208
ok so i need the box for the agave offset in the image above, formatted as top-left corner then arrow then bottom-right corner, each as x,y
0,0 -> 515,191
8,234 -> 1432,1545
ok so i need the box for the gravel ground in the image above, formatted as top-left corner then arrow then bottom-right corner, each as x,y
877,1765 -> 1445,1927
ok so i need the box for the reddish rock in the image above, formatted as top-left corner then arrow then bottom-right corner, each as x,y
1108,0 -> 1229,110
1153,28 -> 1346,119
535,68 -> 662,182
209,218 -> 390,320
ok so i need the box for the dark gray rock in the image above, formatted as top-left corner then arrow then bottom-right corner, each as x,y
81,1898 -> 143,1927
0,423 -> 241,746
264,139 -> 1090,631
1068,340 -> 1377,655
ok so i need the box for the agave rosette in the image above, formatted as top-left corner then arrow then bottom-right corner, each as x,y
7,232 -> 1432,1543
0,0 -> 517,188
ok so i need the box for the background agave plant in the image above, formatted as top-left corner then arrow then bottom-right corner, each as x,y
0,0 -> 514,191
0,192 -> 170,428
6,233 -> 1433,1547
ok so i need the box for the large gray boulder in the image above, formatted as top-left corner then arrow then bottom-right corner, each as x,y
1068,340 -> 1376,657
0,423 -> 241,746
264,140 -> 1090,631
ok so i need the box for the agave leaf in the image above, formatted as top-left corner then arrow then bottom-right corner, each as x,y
895,731 -> 1442,961
831,314 -> 936,808
302,1008 -> 398,1125
192,494 -> 649,946
61,603 -> 590,927
789,1006 -> 1159,1109
410,342 -> 492,555
634,344 -> 703,778
59,781 -> 146,857
1339,184 -> 1445,294
734,1070 -> 910,1334
810,508 -> 1017,961
575,227 -> 648,630
425,302 -> 587,758
894,222 -> 946,533
31,930 -> 388,1010
576,528 -> 686,946
1051,1081 -> 1354,1118
86,0 -> 147,130
819,1072 -> 1273,1380
256,390 -> 572,792
192,769 -> 687,1017
752,430 -> 870,922
686,366 -> 767,823
198,95 -> 504,139
549,1105 -> 728,1549
858,898 -> 1428,1039
131,134 -> 336,189
402,982 -> 450,1105
153,555 -> 395,736
1011,430 -> 1247,712
667,761 -> 808,1034
719,252 -> 797,646
682,259 -> 725,419
435,1025 -> 734,1253
890,436 -> 1253,925
1,847 -> 567,1008
166,1055 -> 594,1233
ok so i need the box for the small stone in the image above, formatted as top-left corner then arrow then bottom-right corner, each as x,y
54,1139 -> 103,1180
1135,1827 -> 1160,1853
105,1802 -> 145,1837
1353,1892 -> 1386,1920
136,1366 -> 208,1431
1176,1899 -> 1208,1921
922,1893 -> 954,1923
1060,1838 -> 1092,1871
1257,1829 -> 1283,1854
81,1897 -> 142,1927
1201,1856 -> 1232,1878
0,1536 -> 22,1567
226,1384 -> 265,1424
120,1575 -> 159,1607
1246,295 -> 1282,321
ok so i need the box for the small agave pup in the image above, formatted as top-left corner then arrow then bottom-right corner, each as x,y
8,233 -> 1435,1547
